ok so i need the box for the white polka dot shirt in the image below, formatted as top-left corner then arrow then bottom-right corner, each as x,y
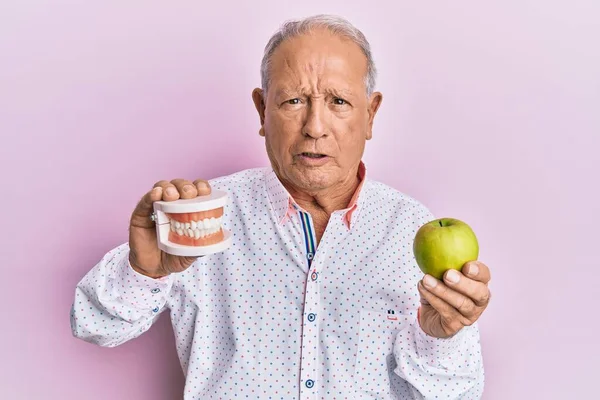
71,165 -> 485,399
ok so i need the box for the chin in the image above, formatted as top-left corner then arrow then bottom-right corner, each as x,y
289,166 -> 337,191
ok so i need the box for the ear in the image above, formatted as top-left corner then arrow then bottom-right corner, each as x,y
366,91 -> 383,140
252,88 -> 266,137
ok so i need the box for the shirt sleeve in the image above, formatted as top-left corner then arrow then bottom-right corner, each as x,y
393,318 -> 485,399
70,243 -> 174,347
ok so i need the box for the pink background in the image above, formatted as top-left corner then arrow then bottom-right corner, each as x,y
1,1 -> 598,399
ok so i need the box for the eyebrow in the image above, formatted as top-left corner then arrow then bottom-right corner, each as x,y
326,87 -> 354,98
274,87 -> 355,99
274,88 -> 301,98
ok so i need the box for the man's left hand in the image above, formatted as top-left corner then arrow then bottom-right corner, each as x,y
417,261 -> 492,339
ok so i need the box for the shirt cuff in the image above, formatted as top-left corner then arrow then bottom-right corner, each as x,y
109,256 -> 173,311
414,320 -> 470,367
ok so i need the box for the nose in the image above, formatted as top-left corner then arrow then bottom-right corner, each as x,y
302,101 -> 327,139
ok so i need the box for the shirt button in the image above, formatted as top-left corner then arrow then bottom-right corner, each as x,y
305,379 -> 315,388
307,252 -> 314,261
307,313 -> 316,322
152,307 -> 159,313
310,271 -> 318,281
151,288 -> 161,294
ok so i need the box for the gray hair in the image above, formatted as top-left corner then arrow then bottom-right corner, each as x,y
260,14 -> 377,97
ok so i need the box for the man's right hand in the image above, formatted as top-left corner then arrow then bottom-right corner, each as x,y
128,178 -> 211,278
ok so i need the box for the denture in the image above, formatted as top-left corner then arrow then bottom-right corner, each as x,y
166,208 -> 224,246
152,190 -> 232,256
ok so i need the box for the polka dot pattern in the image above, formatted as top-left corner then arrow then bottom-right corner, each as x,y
71,166 -> 485,399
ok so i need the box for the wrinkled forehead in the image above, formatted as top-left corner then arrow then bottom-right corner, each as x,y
267,32 -> 368,95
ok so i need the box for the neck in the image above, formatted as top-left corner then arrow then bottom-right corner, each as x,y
276,166 -> 362,246
282,171 -> 360,217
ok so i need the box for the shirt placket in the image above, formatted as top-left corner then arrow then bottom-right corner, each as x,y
297,210 -> 320,399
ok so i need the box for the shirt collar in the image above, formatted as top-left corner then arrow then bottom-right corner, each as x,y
265,161 -> 367,230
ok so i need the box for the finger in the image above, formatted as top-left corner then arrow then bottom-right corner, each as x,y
423,274 -> 479,318
153,180 -> 180,201
443,269 -> 491,307
418,282 -> 466,334
165,254 -> 199,274
193,179 -> 211,196
462,261 -> 491,284
170,179 -> 197,199
131,186 -> 163,228
418,281 -> 457,317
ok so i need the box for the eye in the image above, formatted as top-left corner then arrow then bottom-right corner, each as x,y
286,98 -> 301,105
333,98 -> 348,106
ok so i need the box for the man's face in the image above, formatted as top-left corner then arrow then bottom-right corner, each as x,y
253,29 -> 382,194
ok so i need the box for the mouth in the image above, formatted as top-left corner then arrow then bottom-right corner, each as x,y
298,152 -> 328,159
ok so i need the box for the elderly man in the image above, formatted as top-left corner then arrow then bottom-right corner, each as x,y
71,14 -> 491,399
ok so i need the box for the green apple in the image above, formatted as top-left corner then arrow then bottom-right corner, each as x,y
413,218 -> 479,280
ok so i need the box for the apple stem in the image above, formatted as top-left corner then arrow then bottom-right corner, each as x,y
439,220 -> 443,227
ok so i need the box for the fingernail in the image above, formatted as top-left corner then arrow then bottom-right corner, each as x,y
423,275 -> 437,288
166,187 -> 177,196
469,263 -> 479,276
152,187 -> 162,195
446,269 -> 460,284
183,185 -> 193,193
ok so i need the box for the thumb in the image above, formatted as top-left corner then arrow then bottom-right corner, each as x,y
131,187 -> 163,228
